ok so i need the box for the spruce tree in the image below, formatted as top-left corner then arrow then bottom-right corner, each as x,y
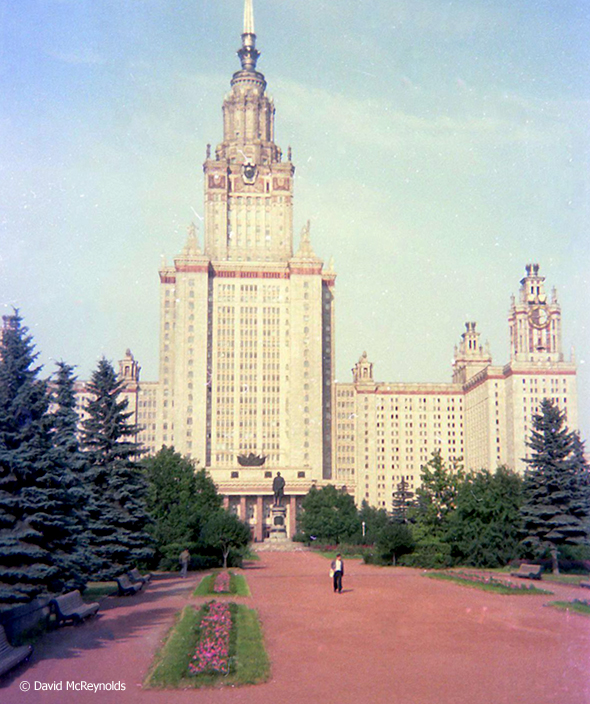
81,357 -> 153,579
521,399 -> 589,574
49,362 -> 96,587
0,312 -> 59,607
391,477 -> 415,523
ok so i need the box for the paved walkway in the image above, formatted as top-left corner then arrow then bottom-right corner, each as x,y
2,552 -> 589,704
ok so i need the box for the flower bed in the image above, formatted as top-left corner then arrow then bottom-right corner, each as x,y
214,572 -> 231,593
188,601 -> 232,676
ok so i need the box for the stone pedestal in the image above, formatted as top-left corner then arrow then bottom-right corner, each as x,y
269,504 -> 288,542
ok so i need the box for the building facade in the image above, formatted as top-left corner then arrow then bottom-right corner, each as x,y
333,264 -> 578,509
58,3 -> 579,537
153,0 -> 335,539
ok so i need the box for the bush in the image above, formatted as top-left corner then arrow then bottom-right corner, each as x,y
375,523 -> 414,565
291,532 -> 308,544
362,550 -> 389,566
398,540 -> 452,569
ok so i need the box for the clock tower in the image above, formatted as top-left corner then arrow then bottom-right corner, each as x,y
508,263 -> 563,363
203,0 -> 294,262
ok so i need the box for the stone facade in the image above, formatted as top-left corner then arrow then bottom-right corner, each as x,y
56,4 -> 580,536
332,264 -> 577,508
151,2 -> 335,539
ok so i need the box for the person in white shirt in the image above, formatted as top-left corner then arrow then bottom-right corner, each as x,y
330,553 -> 344,593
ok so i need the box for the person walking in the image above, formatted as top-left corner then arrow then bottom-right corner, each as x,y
179,548 -> 190,578
330,553 -> 344,593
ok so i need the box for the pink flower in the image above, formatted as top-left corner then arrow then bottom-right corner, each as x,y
188,601 -> 232,676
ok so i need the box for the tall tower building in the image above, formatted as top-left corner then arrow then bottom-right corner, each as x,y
504,264 -> 577,471
156,0 -> 336,538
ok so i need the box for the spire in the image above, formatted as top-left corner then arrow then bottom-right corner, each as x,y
238,0 -> 260,72
244,0 -> 255,34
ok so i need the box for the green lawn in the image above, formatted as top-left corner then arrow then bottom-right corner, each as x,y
547,600 -> 590,616
541,574 -> 589,585
84,582 -> 117,601
145,602 -> 269,689
193,572 -> 250,597
314,550 -> 365,560
427,572 -> 553,595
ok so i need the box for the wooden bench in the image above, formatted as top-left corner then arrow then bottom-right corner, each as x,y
510,563 -> 543,580
0,625 -> 33,677
580,581 -> 590,590
128,568 -> 151,586
50,590 -> 100,627
116,574 -> 143,596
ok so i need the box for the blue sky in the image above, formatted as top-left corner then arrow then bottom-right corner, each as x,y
1,0 -> 589,443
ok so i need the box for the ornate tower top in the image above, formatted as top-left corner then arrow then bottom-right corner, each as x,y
237,0 -> 260,73
352,352 -> 375,386
509,264 -> 563,363
203,0 -> 296,262
452,322 -> 491,384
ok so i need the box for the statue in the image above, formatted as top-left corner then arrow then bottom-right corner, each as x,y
272,472 -> 285,507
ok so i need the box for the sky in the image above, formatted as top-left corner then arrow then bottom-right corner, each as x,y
1,0 -> 589,443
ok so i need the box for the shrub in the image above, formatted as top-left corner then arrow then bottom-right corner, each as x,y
398,539 -> 452,569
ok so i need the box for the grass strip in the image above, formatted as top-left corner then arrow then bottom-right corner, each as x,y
427,572 -> 552,595
193,574 -> 216,596
547,600 -> 590,616
193,572 -> 250,597
541,574 -> 590,585
232,603 -> 270,684
230,573 -> 251,597
315,551 -> 364,561
146,605 -> 203,688
144,602 -> 269,689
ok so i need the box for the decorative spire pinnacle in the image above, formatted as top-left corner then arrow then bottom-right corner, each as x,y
294,220 -> 318,260
182,221 -> 203,255
238,0 -> 260,72
244,0 -> 255,34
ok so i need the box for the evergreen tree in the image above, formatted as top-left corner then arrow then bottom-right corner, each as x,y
49,362 -> 96,587
391,477 -> 415,523
447,466 -> 523,568
0,312 -> 60,607
413,450 -> 464,540
81,357 -> 153,579
404,451 -> 464,568
521,399 -> 589,574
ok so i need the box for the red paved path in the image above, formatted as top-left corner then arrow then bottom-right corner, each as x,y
2,551 -> 589,704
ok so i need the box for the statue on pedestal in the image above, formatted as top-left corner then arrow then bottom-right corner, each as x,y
272,472 -> 285,506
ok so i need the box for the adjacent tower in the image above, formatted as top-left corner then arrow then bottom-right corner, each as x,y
156,0 -> 336,538
504,264 -> 577,471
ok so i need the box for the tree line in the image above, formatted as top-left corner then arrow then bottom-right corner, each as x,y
0,312 -> 249,611
298,400 -> 590,573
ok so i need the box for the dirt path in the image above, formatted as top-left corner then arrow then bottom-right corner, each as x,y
2,551 -> 589,704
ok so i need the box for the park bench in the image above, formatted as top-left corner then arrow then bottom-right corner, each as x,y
510,564 -> 543,580
0,625 -> 33,677
116,574 -> 143,596
50,590 -> 99,627
580,581 -> 590,590
128,568 -> 151,586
